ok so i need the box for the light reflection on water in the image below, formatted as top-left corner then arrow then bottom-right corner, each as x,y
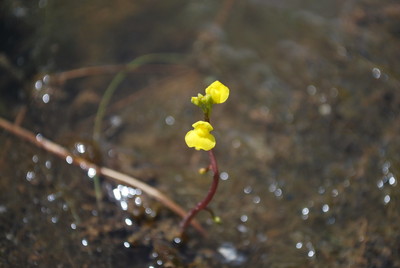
87,167 -> 96,178
81,238 -> 88,247
301,207 -> 309,220
217,242 -> 247,265
124,218 -> 133,226
65,155 -> 73,165
383,195 -> 391,205
26,171 -> 35,181
378,160 -> 398,206
322,204 -> 329,213
33,74 -> 53,104
111,184 -> 154,217
220,171 -> 229,180
45,160 -> 51,169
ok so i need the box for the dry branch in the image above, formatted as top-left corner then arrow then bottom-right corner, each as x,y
0,116 -> 206,235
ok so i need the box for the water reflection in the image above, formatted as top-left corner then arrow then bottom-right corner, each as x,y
322,204 -> 329,213
32,155 -> 39,163
26,171 -> 35,181
87,167 -> 97,178
389,176 -> 396,186
377,160 -> 398,207
301,207 -> 309,220
252,196 -> 260,204
120,200 -> 128,210
47,193 -> 56,202
81,238 -> 88,247
134,197 -> 142,206
383,195 -> 391,205
331,189 -> 339,197
236,224 -> 247,233
372,67 -> 381,79
65,155 -> 73,164
111,184 -> 155,217
273,188 -> 283,198
75,143 -> 86,154
51,216 -> 58,223
33,74 -> 52,104
243,186 -> 252,194
45,160 -> 52,169
165,115 -> 175,126
220,171 -> 229,180
0,205 -> 7,214
217,242 -> 247,265
42,94 -> 50,104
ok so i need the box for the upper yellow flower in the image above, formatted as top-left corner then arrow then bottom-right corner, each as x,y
185,121 -> 216,151
205,81 -> 229,104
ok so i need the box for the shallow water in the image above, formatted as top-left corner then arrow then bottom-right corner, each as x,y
1,0 -> 400,267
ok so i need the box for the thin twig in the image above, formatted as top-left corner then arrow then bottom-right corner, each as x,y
214,0 -> 235,27
51,64 -> 185,85
0,106 -> 27,166
54,64 -> 126,84
0,116 -> 206,236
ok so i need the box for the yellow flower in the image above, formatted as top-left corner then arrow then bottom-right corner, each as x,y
185,121 -> 216,151
205,81 -> 229,104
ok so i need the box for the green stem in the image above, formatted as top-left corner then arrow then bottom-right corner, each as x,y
92,53 -> 182,141
93,174 -> 102,210
93,71 -> 125,141
91,53 -> 182,211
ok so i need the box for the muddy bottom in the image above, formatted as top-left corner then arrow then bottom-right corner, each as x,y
1,0 -> 400,267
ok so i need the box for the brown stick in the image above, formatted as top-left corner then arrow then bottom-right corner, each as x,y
214,0 -> 235,27
51,64 -> 186,85
0,106 -> 27,165
0,116 -> 206,236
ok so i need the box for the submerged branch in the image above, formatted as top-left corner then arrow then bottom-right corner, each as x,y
51,64 -> 185,85
0,106 -> 26,166
0,116 -> 206,236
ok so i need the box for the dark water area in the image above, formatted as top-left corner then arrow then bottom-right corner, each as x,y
1,0 -> 400,267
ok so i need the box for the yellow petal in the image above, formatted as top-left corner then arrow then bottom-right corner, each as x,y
192,121 -> 213,133
205,81 -> 229,104
185,121 -> 216,151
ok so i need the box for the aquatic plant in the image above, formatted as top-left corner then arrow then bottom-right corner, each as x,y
180,80 -> 229,235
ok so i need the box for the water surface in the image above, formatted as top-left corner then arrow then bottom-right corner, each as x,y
1,0 -> 400,267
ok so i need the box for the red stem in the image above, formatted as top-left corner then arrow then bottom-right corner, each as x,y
180,149 -> 220,235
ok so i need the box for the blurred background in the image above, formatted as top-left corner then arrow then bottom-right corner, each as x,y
1,0 -> 400,267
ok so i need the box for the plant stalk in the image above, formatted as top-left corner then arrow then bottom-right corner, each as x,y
180,149 -> 220,235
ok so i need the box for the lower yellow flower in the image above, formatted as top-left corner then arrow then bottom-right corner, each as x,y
185,121 -> 216,151
205,81 -> 229,104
